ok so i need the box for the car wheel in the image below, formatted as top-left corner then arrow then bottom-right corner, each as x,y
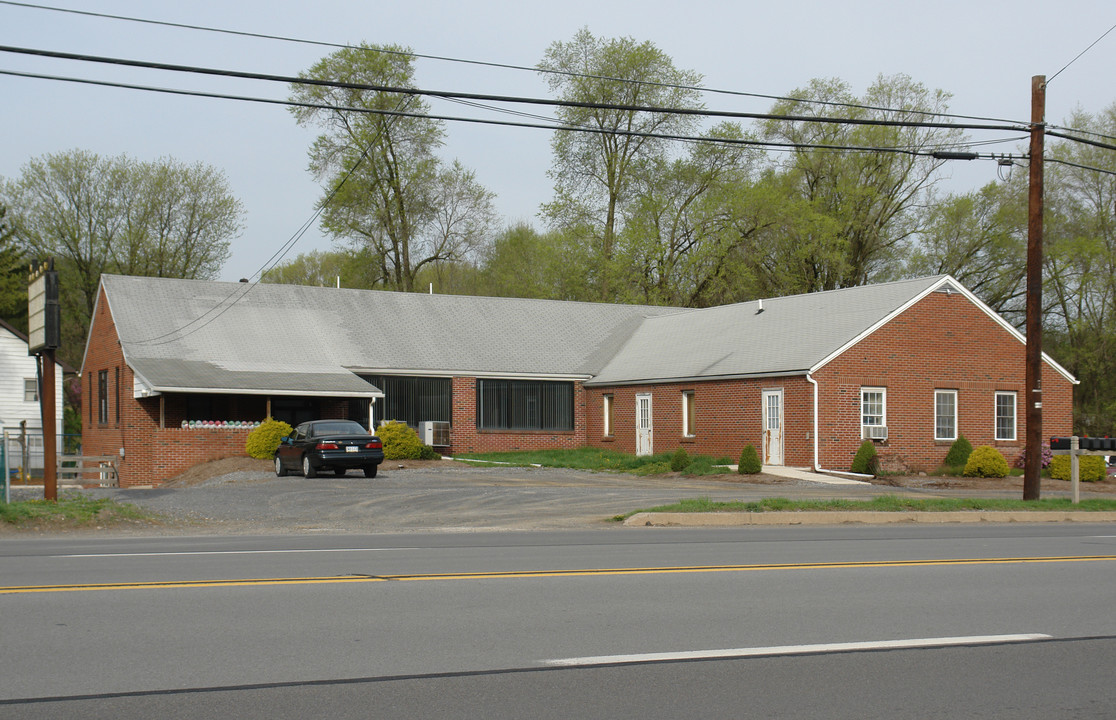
363,464 -> 378,478
274,456 -> 287,477
334,467 -> 346,477
302,455 -> 317,478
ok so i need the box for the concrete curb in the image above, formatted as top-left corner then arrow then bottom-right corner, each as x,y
625,511 -> 1116,527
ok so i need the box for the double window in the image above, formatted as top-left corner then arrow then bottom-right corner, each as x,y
934,390 -> 957,441
477,379 -> 574,431
995,392 -> 1017,441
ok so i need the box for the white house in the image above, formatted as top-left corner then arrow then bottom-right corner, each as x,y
1,318 -> 66,474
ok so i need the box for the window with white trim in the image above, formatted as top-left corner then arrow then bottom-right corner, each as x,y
995,392 -> 1016,441
24,378 -> 38,403
935,390 -> 957,441
682,391 -> 695,437
603,394 -> 614,437
861,387 -> 886,438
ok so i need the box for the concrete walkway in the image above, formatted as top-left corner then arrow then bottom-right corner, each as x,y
761,465 -> 871,486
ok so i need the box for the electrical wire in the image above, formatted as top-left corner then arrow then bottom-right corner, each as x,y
1049,21 -> 1116,83
0,0 -> 1028,126
0,67 -> 999,160
0,44 -> 1028,134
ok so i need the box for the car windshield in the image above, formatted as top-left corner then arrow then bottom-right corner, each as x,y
311,421 -> 368,437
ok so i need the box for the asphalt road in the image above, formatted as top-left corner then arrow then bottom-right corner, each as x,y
2,525 -> 1115,718
68,464 -> 897,533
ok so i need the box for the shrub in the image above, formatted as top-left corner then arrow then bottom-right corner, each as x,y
963,446 -> 1010,478
670,447 -> 691,472
1049,455 -> 1106,482
1015,443 -> 1053,469
633,461 -> 671,476
943,435 -> 973,469
738,445 -> 762,474
377,420 -> 424,460
419,444 -> 441,460
850,440 -> 879,475
245,418 -> 292,459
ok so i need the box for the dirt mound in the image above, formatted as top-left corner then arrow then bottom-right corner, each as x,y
161,456 -> 272,487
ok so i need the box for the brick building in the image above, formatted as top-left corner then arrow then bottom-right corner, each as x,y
82,274 -> 1075,486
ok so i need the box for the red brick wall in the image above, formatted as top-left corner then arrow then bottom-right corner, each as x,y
584,377 -> 814,465
813,290 -> 1074,473
447,376 -> 587,454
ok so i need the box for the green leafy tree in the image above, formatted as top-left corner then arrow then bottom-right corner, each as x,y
262,248 -> 382,289
0,203 -> 26,331
538,28 -> 704,299
475,223 -> 596,301
2,150 -> 242,364
752,75 -> 966,294
289,44 -> 496,293
1041,104 -> 1116,435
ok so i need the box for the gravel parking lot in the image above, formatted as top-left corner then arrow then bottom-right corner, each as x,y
20,460 -> 885,534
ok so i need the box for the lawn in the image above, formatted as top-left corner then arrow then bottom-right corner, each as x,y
0,494 -> 153,529
454,447 -> 737,476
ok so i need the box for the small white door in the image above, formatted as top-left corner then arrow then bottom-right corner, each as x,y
635,393 -> 653,456
762,389 -> 784,466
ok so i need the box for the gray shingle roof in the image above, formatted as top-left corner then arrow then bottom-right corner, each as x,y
585,276 -> 949,385
100,275 -> 680,395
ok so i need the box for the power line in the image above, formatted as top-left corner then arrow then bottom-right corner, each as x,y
1049,21 -> 1116,83
0,44 -> 1028,134
0,0 -> 1027,126
0,67 -> 1003,161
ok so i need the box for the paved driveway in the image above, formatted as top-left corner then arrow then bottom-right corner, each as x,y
77,463 -> 890,534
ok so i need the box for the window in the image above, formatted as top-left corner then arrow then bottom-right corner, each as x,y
363,376 -> 451,428
935,390 -> 957,441
97,370 -> 109,424
24,378 -> 38,403
861,387 -> 886,439
995,392 -> 1016,441
603,394 -> 614,437
682,391 -> 695,437
476,379 -> 574,431
115,367 -> 121,424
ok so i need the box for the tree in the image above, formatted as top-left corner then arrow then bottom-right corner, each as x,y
289,44 -> 496,293
0,203 -> 26,331
538,29 -> 704,298
754,75 -> 966,293
2,149 -> 243,363
1041,104 -> 1116,435
476,223 -> 597,301
262,248 -> 381,289
904,179 -> 1028,316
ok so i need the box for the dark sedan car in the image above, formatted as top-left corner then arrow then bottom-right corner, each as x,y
274,419 -> 385,478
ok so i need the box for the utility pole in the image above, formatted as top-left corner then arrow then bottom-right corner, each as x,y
1023,75 -> 1045,501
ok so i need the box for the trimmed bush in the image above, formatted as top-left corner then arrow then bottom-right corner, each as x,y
963,446 -> 1010,478
378,420 -> 424,460
738,445 -> 762,474
419,444 -> 441,460
245,418 -> 293,459
1049,455 -> 1106,482
670,447 -> 691,472
943,435 -> 973,469
850,440 -> 879,475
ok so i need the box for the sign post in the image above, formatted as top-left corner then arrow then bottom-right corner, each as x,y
28,259 -> 61,502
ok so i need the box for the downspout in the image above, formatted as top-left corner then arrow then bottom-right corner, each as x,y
806,371 -> 874,480
806,372 -> 822,472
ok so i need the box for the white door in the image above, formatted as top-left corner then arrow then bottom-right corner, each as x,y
635,393 -> 653,456
762,389 -> 783,466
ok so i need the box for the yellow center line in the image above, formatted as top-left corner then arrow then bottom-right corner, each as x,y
2,555 -> 1114,595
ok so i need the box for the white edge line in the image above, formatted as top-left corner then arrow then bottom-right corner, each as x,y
544,634 -> 1053,666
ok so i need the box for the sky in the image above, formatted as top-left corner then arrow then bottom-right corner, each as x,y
1,0 -> 1114,283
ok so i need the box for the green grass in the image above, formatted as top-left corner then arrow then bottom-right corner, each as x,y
613,494 -> 1116,520
453,447 -> 735,476
0,493 -> 152,528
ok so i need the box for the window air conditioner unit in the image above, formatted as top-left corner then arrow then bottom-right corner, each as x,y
419,421 -> 450,447
863,425 -> 888,441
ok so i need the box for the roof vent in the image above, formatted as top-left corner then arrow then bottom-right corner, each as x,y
756,298 -> 764,313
